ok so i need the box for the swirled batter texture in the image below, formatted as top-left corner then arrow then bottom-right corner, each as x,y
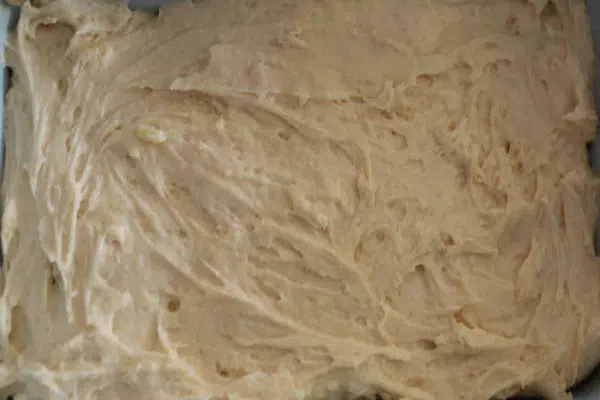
1,0 -> 600,399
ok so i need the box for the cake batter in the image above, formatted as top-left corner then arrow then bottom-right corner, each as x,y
1,0 -> 600,399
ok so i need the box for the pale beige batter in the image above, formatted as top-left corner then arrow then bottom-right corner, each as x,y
1,0 -> 600,399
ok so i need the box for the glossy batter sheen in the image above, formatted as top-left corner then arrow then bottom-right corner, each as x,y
1,0 -> 600,399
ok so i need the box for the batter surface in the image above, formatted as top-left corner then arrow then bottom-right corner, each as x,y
1,0 -> 600,399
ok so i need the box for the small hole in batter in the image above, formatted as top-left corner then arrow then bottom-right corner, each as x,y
216,362 -> 230,377
349,95 -> 365,104
540,1 -> 561,32
390,130 -> 407,150
110,239 -> 122,250
380,109 -> 394,119
407,376 -> 425,387
515,161 -> 524,173
177,229 -> 188,238
167,297 -> 180,312
559,200 -> 567,232
504,141 -> 512,153
215,362 -> 246,378
441,233 -> 455,246
57,78 -> 67,97
278,131 -> 291,141
414,264 -> 426,274
586,141 -> 594,169
48,262 -> 59,287
73,107 -> 82,120
416,74 -> 433,87
417,339 -> 437,350
505,14 -> 517,29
